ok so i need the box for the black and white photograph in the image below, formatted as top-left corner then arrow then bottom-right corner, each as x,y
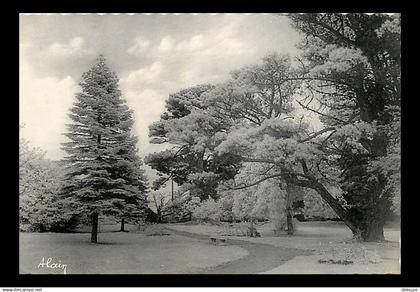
18,13 -> 401,275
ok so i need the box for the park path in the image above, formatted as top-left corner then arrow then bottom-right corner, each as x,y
164,227 -> 311,274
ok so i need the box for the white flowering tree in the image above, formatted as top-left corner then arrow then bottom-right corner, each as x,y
20,130 -> 78,232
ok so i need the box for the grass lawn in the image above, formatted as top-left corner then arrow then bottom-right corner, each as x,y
166,221 -> 400,274
20,221 -> 400,274
19,225 -> 248,274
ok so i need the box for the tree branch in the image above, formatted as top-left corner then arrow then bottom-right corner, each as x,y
296,99 -> 348,124
230,173 -> 284,190
298,127 -> 336,143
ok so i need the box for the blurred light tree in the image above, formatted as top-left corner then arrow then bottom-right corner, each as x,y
19,131 -> 78,232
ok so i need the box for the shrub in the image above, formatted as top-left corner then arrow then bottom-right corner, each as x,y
317,244 -> 382,265
192,198 -> 223,222
162,195 -> 201,223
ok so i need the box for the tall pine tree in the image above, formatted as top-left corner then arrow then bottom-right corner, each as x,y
61,55 -> 148,243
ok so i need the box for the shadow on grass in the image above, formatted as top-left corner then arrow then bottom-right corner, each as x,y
91,241 -> 120,245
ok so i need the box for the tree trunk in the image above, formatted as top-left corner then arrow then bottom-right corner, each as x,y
120,218 -> 125,232
311,180 -> 387,241
299,178 -> 359,233
91,212 -> 99,243
363,220 -> 385,241
286,210 -> 294,235
293,158 -> 390,242
356,220 -> 385,242
247,219 -> 259,237
171,177 -> 174,202
352,199 -> 388,242
285,183 -> 295,235
157,208 -> 162,223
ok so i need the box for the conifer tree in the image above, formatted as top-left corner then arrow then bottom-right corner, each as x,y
61,55 -> 148,243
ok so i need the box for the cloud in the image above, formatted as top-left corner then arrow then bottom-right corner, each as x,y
127,16 -> 258,86
174,34 -> 206,52
20,14 -> 301,165
121,61 -> 164,91
48,37 -> 87,57
117,16 -> 264,155
158,36 -> 176,53
20,45 -> 77,160
120,64 -> 168,154
123,88 -> 167,154
189,34 -> 205,50
127,35 -> 151,56
24,36 -> 97,80
116,17 -> 264,161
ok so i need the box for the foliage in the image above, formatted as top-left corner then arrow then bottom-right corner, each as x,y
288,13 -> 401,240
145,84 -> 240,199
303,189 -> 339,220
20,135 -> 79,232
190,14 -> 400,241
146,14 -> 400,242
192,198 -> 223,222
161,193 -> 201,222
252,180 -> 288,231
318,244 -> 382,265
184,172 -> 220,200
146,53 -> 297,200
61,55 -> 148,223
367,105 -> 401,215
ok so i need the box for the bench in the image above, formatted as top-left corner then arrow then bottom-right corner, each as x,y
210,237 -> 228,245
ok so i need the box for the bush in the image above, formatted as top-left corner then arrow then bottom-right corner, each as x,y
192,198 -> 223,222
48,215 -> 81,233
162,195 -> 201,223
19,206 -> 81,233
317,244 -> 382,265
20,155 -> 80,233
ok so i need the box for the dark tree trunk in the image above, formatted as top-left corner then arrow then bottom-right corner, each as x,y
247,220 -> 260,237
311,179 -> 388,241
352,196 -> 389,242
361,220 -> 385,242
285,183 -> 295,235
290,166 -> 357,234
120,218 -> 125,232
171,177 -> 174,202
286,210 -> 294,235
157,208 -> 162,223
91,212 -> 99,243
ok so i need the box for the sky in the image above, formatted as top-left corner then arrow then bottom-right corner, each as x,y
19,13 -> 303,184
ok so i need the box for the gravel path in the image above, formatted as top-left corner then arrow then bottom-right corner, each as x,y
165,227 -> 311,274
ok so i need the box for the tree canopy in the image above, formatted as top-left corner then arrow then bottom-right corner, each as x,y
61,56 -> 148,242
146,14 -> 400,241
